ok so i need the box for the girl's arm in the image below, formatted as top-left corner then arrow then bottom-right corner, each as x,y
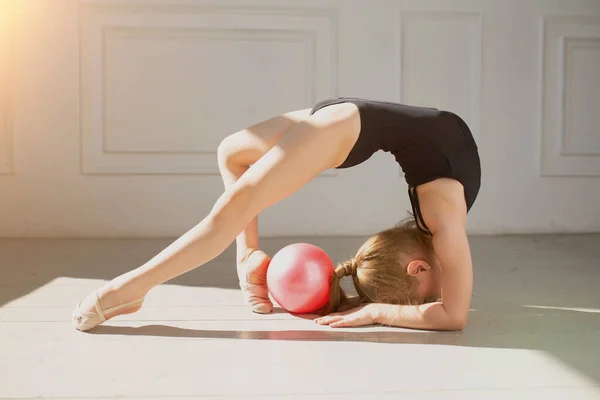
317,194 -> 473,331
375,197 -> 473,330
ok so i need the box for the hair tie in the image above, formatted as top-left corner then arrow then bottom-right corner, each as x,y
335,259 -> 357,278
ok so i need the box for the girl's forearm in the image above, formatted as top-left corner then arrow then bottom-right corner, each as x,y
372,302 -> 467,331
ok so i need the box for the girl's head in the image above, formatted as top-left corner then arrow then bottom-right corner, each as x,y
327,217 -> 442,313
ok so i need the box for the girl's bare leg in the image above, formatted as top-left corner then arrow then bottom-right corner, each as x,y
73,103 -> 360,329
217,109 -> 311,313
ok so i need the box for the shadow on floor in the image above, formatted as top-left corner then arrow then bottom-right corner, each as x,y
87,304 -> 600,384
2,235 -> 600,385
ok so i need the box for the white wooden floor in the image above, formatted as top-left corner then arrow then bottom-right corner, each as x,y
1,234 -> 599,399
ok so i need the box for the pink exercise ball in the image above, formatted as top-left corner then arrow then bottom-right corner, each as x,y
267,243 -> 335,314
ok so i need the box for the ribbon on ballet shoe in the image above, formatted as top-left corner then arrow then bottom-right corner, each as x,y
72,291 -> 144,332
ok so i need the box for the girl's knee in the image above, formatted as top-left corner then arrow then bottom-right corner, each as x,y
217,133 -> 248,173
217,135 -> 235,164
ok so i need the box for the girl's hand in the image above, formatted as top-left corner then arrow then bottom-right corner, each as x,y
314,304 -> 378,328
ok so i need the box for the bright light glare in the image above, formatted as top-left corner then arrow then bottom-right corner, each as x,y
523,305 -> 600,313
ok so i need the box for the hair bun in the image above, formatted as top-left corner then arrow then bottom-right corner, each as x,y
335,259 -> 357,278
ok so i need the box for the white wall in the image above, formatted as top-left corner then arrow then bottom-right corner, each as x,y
1,0 -> 599,238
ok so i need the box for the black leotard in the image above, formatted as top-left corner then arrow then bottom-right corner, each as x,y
309,97 -> 481,235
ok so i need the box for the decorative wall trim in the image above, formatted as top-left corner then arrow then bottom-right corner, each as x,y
79,2 -> 338,175
560,37 -> 600,156
540,16 -> 600,177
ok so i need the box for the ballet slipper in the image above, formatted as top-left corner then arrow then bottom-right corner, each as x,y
239,250 -> 273,314
72,291 -> 144,331
240,281 -> 273,314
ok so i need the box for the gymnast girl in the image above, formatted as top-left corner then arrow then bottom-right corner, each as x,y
73,97 -> 481,332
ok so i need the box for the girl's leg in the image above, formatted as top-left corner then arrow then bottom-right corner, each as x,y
217,109 -> 311,313
73,102 -> 360,329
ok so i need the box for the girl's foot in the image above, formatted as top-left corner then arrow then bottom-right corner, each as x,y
238,249 -> 273,314
72,284 -> 146,331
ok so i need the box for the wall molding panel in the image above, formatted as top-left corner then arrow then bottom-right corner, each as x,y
541,16 -> 600,177
561,37 -> 600,156
79,3 -> 337,175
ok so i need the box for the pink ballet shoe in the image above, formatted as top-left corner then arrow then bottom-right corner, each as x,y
239,250 -> 273,314
240,280 -> 273,314
72,291 -> 144,331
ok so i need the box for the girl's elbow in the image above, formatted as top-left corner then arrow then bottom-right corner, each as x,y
448,315 -> 468,331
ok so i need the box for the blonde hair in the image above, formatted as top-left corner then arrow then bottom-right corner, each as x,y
326,217 -> 434,313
